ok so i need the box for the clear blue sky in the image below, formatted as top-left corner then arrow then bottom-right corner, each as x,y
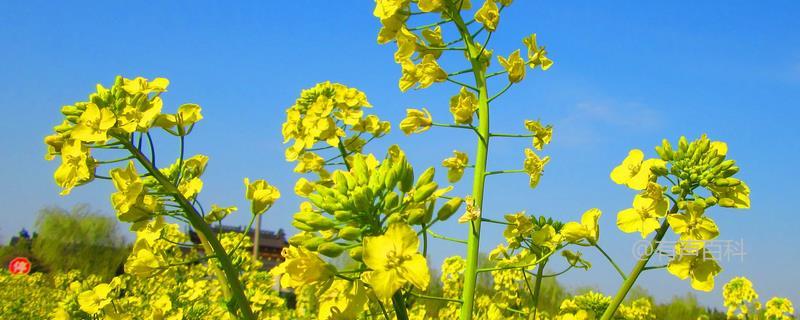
1,0 -> 798,309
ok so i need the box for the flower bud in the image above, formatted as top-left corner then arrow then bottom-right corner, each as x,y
308,216 -> 336,230
349,246 -> 363,261
292,220 -> 315,232
302,237 -> 326,251
334,210 -> 354,221
407,209 -> 427,225
679,136 -> 689,152
61,105 -> 83,116
318,242 -> 345,258
383,191 -> 400,211
437,197 -> 464,221
400,163 -> 415,193
415,167 -> 435,189
413,182 -> 439,202
705,196 -> 718,206
288,233 -> 311,246
339,226 -> 362,241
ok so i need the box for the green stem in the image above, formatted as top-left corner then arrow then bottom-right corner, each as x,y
392,292 -> 410,320
119,137 -> 255,319
599,216 -> 673,320
410,292 -> 463,304
594,243 -> 627,280
531,260 -> 547,320
427,229 -> 468,244
450,8 -> 491,320
484,169 -> 526,176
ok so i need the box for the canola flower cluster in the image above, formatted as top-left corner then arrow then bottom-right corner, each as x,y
29,0 -> 792,319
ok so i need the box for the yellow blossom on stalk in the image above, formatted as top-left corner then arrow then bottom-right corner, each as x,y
610,149 -> 665,190
244,178 -> 281,215
318,280 -> 368,320
343,135 -> 367,153
373,0 -> 409,20
399,108 -> 433,135
503,211 -> 533,240
71,103 -> 116,142
418,0 -> 472,13
53,140 -> 94,195
668,201 -> 719,247
561,208 -> 602,245
117,96 -> 163,133
44,131 -> 66,161
710,141 -> 728,155
294,177 -> 316,197
204,205 -> 237,223
272,246 -> 336,290
532,224 -> 561,250
352,114 -> 391,136
497,50 -> 526,83
419,26 -> 445,59
475,0 -> 500,31
617,194 -> 667,238
77,283 -> 113,314
711,182 -> 751,209
362,223 -> 430,300
394,26 -> 418,63
523,34 -> 554,70
458,196 -> 480,223
122,77 -> 169,95
764,297 -> 794,320
398,55 -> 447,91
667,248 -> 721,292
110,161 -> 157,222
524,119 -> 553,150
442,150 -> 469,183
723,277 -> 760,319
524,148 -> 550,189
376,11 -> 409,44
294,152 -> 325,173
178,177 -> 203,199
154,103 -> 204,132
449,87 -> 478,124
125,244 -> 160,277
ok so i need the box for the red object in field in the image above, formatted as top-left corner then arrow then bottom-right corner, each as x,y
8,257 -> 31,275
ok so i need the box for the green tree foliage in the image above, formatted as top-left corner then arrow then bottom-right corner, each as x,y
31,204 -> 128,279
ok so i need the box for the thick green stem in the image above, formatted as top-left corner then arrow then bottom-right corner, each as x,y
120,137 -> 255,319
531,260 -> 546,319
599,217 -> 672,320
450,9 -> 490,320
392,292 -> 410,320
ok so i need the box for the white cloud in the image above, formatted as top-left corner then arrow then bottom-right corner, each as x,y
555,100 -> 662,146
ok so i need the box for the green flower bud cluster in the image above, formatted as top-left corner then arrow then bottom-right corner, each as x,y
656,134 -> 748,208
290,146 -> 455,259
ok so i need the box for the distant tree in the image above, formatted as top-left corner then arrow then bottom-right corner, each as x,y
31,204 -> 129,279
0,229 -> 48,273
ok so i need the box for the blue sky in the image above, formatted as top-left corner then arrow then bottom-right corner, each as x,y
1,0 -> 799,308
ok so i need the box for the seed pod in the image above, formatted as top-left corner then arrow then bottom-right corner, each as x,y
339,226 -> 362,241
413,182 -> 439,202
415,167 -> 435,189
437,197 -> 464,221
318,242 -> 345,258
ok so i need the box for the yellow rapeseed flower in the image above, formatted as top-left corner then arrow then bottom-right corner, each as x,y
71,103 -> 116,142
362,223 -> 430,300
523,34 -> 553,70
442,150 -> 469,183
610,149 -> 664,190
53,140 -> 94,195
475,0 -> 500,32
497,49 -> 526,83
449,87 -> 478,124
524,119 -> 553,150
244,178 -> 281,215
399,108 -> 433,135
667,248 -> 722,292
617,194 -> 667,238
561,208 -> 602,245
524,148 -> 550,189
77,283 -> 113,314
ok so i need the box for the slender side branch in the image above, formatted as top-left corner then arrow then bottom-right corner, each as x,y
594,243 -> 627,280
